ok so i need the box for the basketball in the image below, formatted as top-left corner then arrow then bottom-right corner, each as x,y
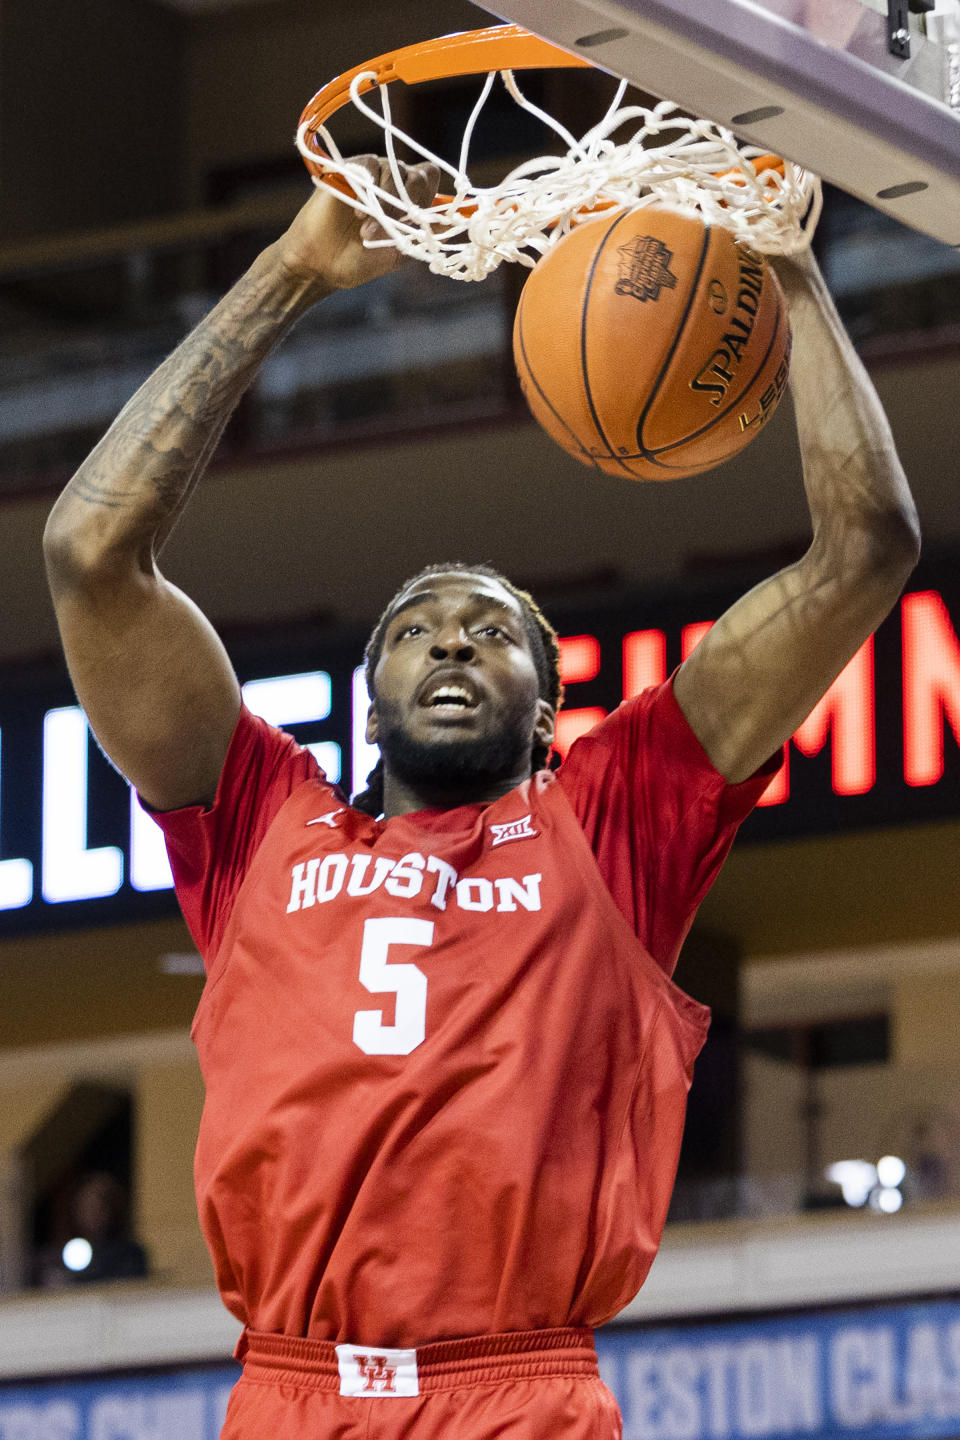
512,205 -> 791,481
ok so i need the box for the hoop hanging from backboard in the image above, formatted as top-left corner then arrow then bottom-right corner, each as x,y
296,24 -> 822,282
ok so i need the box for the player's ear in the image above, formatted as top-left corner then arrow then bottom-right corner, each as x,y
534,699 -> 555,749
365,702 -> 379,745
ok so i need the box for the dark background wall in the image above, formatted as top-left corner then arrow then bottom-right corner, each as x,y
0,0 -> 187,238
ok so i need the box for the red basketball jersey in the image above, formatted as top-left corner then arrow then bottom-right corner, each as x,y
153,681 -> 774,1346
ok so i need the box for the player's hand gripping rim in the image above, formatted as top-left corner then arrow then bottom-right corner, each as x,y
277,157 -> 440,293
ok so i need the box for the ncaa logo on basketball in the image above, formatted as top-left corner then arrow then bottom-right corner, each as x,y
614,236 -> 678,303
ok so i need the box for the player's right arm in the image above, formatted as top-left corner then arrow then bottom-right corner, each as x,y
43,162 -> 437,813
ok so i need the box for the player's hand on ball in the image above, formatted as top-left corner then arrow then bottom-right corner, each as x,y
277,158 -> 440,292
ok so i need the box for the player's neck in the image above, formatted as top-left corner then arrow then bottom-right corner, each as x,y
382,767 -> 527,818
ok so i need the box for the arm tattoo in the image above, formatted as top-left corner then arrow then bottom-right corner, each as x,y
61,255 -> 312,531
69,476 -> 137,509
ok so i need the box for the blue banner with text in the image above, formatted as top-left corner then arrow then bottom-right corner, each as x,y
0,1298 -> 958,1440
597,1299 -> 960,1440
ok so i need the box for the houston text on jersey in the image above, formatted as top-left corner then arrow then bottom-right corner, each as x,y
286,851 -> 544,915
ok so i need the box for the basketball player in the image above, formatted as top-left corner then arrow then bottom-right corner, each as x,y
43,161 -> 919,1439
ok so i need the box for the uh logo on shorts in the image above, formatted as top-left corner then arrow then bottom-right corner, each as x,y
336,1343 -> 420,1397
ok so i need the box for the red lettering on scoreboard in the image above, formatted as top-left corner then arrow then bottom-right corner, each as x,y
757,640 -> 876,806
555,708 -> 607,754
902,589 -> 960,787
681,621 -> 713,659
590,590 -> 959,796
558,634 -> 601,685
623,628 -> 667,697
555,633 -> 605,755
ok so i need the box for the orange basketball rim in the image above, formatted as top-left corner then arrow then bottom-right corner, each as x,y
298,24 -> 788,214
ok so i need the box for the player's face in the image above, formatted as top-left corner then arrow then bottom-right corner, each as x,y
367,573 -> 555,792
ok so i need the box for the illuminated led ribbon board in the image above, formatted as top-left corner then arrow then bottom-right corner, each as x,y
0,563 -> 958,934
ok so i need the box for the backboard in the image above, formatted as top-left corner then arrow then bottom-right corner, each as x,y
481,0 -> 960,246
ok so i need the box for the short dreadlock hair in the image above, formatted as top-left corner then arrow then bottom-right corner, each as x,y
352,563 -> 564,817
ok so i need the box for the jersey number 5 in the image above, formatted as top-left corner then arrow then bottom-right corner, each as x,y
353,916 -> 433,1056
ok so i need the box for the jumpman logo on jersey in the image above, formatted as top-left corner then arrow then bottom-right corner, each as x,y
490,814 -> 538,847
306,808 -> 345,828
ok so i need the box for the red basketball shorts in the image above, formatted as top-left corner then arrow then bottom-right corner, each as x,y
223,1327 -> 622,1439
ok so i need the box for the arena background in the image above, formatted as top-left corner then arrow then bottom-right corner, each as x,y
0,0 -> 959,1436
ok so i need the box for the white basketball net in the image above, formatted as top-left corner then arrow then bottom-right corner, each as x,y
296,69 -> 822,283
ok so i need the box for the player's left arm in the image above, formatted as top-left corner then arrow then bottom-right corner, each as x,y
673,248 -> 920,783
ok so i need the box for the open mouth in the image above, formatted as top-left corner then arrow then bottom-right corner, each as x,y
418,676 -> 481,714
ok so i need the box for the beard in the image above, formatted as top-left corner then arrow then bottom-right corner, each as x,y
375,694 -> 535,795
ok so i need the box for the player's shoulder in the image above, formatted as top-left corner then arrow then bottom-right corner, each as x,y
209,703 -> 336,815
234,703 -> 318,766
555,679 -> 708,814
562,678 -> 683,760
